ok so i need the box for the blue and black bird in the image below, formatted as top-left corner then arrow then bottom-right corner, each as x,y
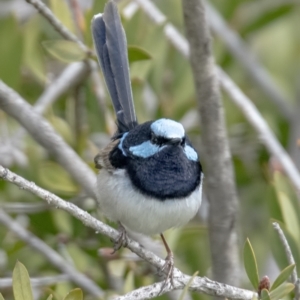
91,0 -> 203,284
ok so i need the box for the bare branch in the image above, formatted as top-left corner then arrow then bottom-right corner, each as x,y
24,0 -> 91,55
115,276 -> 255,300
0,208 -> 103,297
0,202 -> 49,214
0,165 -> 256,299
273,222 -> 300,300
218,69 -> 300,196
0,80 -> 96,198
205,1 -> 294,120
34,62 -> 90,114
0,275 -> 69,289
182,0 -> 240,286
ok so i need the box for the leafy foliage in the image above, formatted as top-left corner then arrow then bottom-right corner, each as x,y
244,238 -> 259,290
1,262 -> 83,300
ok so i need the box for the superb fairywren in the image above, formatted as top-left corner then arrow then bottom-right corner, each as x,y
92,1 -> 203,286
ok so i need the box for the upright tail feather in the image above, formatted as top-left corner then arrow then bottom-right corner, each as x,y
91,1 -> 137,133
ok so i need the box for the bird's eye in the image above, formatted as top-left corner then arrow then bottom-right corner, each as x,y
151,132 -> 158,144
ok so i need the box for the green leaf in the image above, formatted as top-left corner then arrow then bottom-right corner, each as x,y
277,190 -> 300,243
63,288 -> 83,300
179,271 -> 198,300
38,161 -> 79,196
23,16 -> 46,83
0,293 -> 5,300
48,115 -> 74,146
46,295 -> 53,300
261,289 -> 271,300
49,0 -> 76,34
269,282 -> 294,300
42,40 -> 86,63
123,270 -> 135,293
271,264 -> 295,291
0,16 -> 23,89
128,45 -> 152,63
243,238 -> 259,290
12,261 -> 34,300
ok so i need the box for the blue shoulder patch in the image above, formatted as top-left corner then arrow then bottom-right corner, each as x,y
184,145 -> 198,161
129,141 -> 165,158
151,119 -> 185,139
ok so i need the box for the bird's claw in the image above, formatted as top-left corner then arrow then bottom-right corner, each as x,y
158,251 -> 175,294
111,222 -> 128,254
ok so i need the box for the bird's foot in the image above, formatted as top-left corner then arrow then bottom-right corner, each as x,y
158,251 -> 175,294
111,222 -> 128,254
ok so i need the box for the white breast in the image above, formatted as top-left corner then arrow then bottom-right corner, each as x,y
96,169 -> 202,235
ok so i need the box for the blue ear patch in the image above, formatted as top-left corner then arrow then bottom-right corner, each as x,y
184,145 -> 198,161
151,119 -> 184,139
118,132 -> 128,156
129,141 -> 165,158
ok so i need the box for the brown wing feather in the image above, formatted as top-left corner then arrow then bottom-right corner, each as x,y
94,139 -> 119,173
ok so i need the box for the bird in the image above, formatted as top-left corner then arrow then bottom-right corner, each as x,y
91,0 -> 203,288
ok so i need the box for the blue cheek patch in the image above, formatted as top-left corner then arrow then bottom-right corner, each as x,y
118,132 -> 128,156
184,145 -> 198,161
129,141 -> 165,158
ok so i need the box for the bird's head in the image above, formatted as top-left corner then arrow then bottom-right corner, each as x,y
117,118 -> 198,162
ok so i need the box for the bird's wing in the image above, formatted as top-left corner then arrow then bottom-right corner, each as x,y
91,1 -> 137,133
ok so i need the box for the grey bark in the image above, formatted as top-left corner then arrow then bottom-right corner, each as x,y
182,0 -> 240,286
0,80 -> 96,198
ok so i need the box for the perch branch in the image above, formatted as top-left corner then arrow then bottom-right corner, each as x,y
0,165 -> 255,300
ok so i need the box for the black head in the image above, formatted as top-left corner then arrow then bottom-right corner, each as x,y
109,119 -> 202,200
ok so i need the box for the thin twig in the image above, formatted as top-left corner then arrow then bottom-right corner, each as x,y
218,68 -> 300,196
0,164 -> 255,300
273,222 -> 300,300
0,275 -> 69,289
204,1 -> 294,121
0,80 -> 96,198
34,62 -> 90,114
0,202 -> 50,214
0,208 -> 103,297
24,0 -> 91,55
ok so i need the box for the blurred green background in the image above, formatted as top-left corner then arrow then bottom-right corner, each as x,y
0,0 -> 300,299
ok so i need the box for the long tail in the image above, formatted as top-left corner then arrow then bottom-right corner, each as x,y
91,1 -> 137,133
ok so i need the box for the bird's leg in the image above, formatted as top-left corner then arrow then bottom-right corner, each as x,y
159,233 -> 175,293
111,222 -> 128,254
